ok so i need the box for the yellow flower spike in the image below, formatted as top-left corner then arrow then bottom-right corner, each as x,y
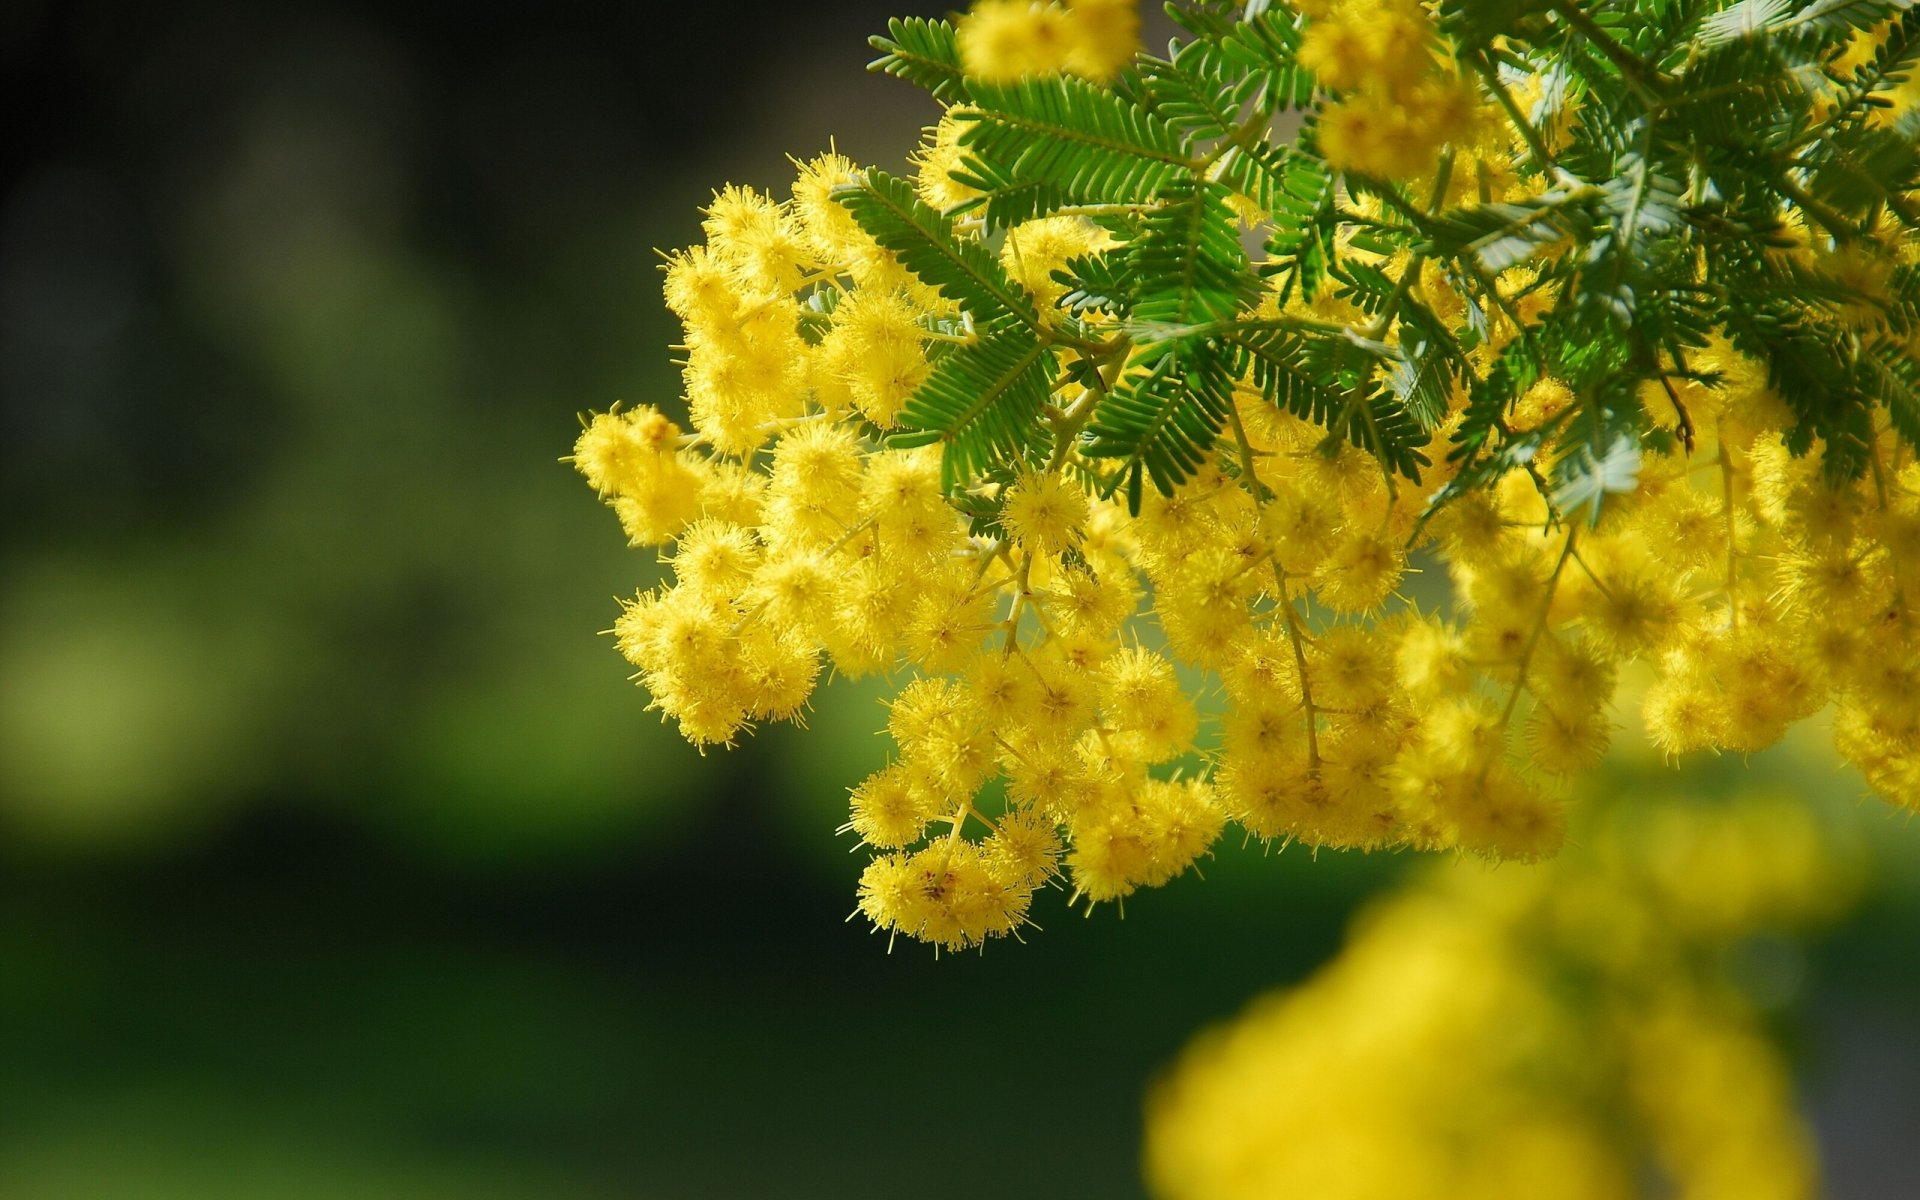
1524,703 -> 1613,774
1312,526 -> 1407,613
956,0 -> 1079,81
985,806 -> 1063,886
1061,0 -> 1140,80
911,112 -> 984,215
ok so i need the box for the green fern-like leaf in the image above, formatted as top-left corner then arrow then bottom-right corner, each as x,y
1134,8 -> 1314,140
1698,0 -> 1796,45
1422,186 -> 1598,274
1084,344 -> 1237,511
1386,325 -> 1459,433
1216,7 -> 1317,109
1137,35 -> 1263,140
1779,0 -> 1908,35
892,327 -> 1058,487
1260,154 -> 1336,303
1429,335 -> 1540,510
1659,26 -> 1824,145
944,154 -> 1071,230
834,168 -> 1039,330
1855,337 -> 1920,452
1230,326 -> 1433,480
958,76 -> 1196,205
1723,303 -> 1875,480
868,17 -> 968,103
1128,178 -> 1262,343
1808,124 -> 1920,223
1551,415 -> 1644,524
1053,253 -> 1137,318
1211,138 -> 1299,221
1230,326 -> 1350,430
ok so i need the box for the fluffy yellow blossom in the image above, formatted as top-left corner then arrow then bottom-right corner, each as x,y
1001,215 -> 1118,312
911,112 -> 983,215
1001,468 -> 1091,554
817,286 -> 929,426
569,405 -> 703,545
1061,0 -> 1140,79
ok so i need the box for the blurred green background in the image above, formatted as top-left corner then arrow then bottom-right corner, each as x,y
2,2 -> 1918,1196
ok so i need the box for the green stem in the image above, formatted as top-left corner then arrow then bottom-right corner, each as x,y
1225,390 -> 1320,770
1544,0 -> 1662,101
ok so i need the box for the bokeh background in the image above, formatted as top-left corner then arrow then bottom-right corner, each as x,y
3,1 -> 1919,1196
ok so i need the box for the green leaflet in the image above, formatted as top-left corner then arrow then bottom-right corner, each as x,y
1863,337 -> 1920,451
1784,0 -> 1912,35
1657,27 -> 1826,142
1074,180 -> 1266,511
892,327 -> 1058,489
944,155 -> 1070,230
1260,153 -> 1336,304
1698,0 -> 1796,44
1809,124 -> 1920,221
1127,178 -> 1262,342
1134,8 -> 1314,143
1215,7 -> 1318,109
1850,9 -> 1920,100
1231,326 -> 1434,483
1387,324 -> 1461,434
1211,138 -> 1298,219
1421,186 -> 1599,274
1136,34 -> 1264,141
1720,300 -> 1873,479
833,168 -> 1041,332
1551,411 -> 1645,525
867,16 -> 968,104
1052,253 -> 1136,319
1085,344 -> 1238,512
958,76 -> 1195,204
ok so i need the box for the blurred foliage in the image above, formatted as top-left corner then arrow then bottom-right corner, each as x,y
0,0 -> 940,861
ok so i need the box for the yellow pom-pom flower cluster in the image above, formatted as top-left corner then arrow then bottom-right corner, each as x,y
1145,791 -> 1861,1200
572,4 -> 1920,951
956,0 -> 1140,83
1298,0 -> 1480,180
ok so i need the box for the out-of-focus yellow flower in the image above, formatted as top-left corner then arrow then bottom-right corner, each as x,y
1301,0 -> 1477,180
1145,793 -> 1861,1200
956,0 -> 1140,82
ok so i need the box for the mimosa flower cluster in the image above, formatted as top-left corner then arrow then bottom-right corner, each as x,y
1145,791 -> 1860,1200
574,1 -> 1920,949
956,0 -> 1139,83
1299,0 -> 1481,180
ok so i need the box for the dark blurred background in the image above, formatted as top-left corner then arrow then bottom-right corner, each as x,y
2,2 -> 1918,1196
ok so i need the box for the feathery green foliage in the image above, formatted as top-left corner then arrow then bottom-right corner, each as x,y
838,0 -> 1920,519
